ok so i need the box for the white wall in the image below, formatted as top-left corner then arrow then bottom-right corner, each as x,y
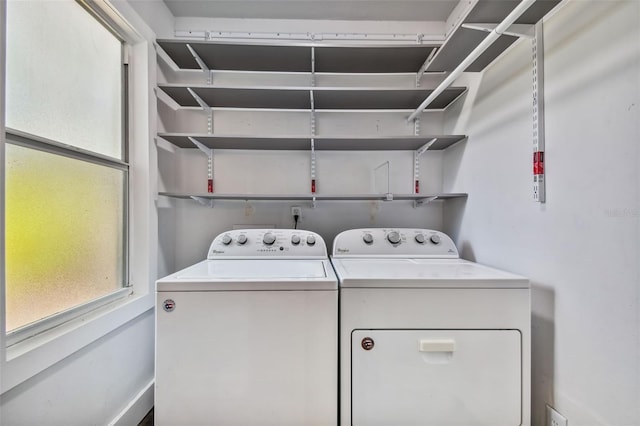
159,146 -> 446,270
0,311 -> 154,426
443,1 -> 640,424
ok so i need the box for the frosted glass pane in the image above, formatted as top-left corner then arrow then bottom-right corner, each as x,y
5,145 -> 125,331
6,0 -> 123,159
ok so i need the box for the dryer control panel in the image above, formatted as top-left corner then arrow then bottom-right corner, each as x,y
332,228 -> 459,258
208,229 -> 328,259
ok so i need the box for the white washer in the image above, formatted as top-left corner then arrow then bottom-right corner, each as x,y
156,229 -> 338,426
331,228 -> 530,426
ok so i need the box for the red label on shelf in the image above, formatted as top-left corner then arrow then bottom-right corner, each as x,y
533,151 -> 544,175
311,179 -> 316,193
415,180 -> 420,194
208,179 -> 214,193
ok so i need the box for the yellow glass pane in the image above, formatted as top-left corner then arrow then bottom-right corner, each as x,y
5,145 -> 125,331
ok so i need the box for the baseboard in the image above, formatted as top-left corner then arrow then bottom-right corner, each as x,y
108,379 -> 154,426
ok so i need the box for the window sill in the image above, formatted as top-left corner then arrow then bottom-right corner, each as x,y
1,292 -> 154,394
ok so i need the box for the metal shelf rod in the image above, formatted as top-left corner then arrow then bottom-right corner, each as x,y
407,0 -> 537,122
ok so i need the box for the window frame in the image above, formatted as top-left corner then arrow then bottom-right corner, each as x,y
3,0 -> 131,344
0,0 -> 156,394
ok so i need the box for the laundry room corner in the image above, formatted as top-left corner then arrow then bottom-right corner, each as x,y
443,0 -> 640,424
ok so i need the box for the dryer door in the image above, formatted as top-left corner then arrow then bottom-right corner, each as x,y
351,329 -> 521,426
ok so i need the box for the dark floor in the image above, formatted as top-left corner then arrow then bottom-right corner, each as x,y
138,408 -> 153,426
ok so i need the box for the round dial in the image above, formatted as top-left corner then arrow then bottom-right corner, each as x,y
387,231 -> 401,244
362,233 -> 374,244
262,233 -> 276,245
430,234 -> 441,245
291,235 -> 301,245
237,234 -> 247,245
221,234 -> 232,245
415,233 -> 426,244
306,235 -> 316,246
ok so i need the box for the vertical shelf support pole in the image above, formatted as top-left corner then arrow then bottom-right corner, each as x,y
188,137 -> 214,194
310,46 -> 317,208
310,90 -> 317,200
532,21 -> 546,203
413,138 -> 437,206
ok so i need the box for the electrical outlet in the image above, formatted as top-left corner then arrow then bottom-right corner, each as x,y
291,206 -> 302,217
547,405 -> 568,426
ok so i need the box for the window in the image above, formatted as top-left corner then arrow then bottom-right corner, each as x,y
4,0 -> 129,340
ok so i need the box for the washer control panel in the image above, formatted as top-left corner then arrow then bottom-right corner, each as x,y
208,229 -> 327,259
332,228 -> 458,258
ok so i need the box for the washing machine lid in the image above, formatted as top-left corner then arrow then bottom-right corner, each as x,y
157,259 -> 338,291
331,258 -> 528,288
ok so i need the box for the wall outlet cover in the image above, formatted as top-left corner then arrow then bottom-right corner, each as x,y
546,404 -> 568,426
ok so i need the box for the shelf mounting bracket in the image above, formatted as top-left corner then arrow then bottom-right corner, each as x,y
533,21 -> 546,203
188,137 -> 214,193
311,47 -> 316,87
416,47 -> 438,87
413,138 -> 437,197
190,196 -> 214,208
461,23 -> 534,39
186,44 -> 212,83
187,88 -> 213,134
414,196 -> 438,208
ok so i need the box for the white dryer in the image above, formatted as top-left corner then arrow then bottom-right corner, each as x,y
331,228 -> 530,426
156,229 -> 338,426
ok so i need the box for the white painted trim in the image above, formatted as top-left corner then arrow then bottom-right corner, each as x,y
1,294 -> 154,393
0,0 -> 7,369
108,379 -> 155,426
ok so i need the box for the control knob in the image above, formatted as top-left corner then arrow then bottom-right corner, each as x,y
362,233 -> 374,244
237,234 -> 247,245
291,235 -> 301,245
430,234 -> 441,245
263,233 -> 276,245
387,231 -> 401,245
306,235 -> 316,246
415,233 -> 425,244
221,234 -> 232,245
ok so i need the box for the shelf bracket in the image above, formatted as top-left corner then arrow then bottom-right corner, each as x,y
186,44 -> 212,83
461,23 -> 535,39
187,88 -> 213,134
187,88 -> 211,112
311,47 -> 316,87
416,47 -> 438,87
312,195 -> 317,209
188,137 -> 214,193
413,138 -> 437,195
533,21 -> 546,203
310,90 -> 317,194
414,196 -> 438,208
154,87 -> 181,111
190,196 -> 214,208
414,117 -> 420,136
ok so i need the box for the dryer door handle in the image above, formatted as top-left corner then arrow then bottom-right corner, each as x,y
418,339 -> 455,352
